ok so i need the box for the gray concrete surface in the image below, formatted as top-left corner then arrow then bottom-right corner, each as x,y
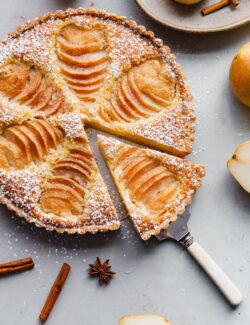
0,1 -> 250,324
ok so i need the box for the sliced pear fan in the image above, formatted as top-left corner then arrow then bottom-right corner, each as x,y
40,146 -> 93,217
99,60 -> 176,123
0,119 -> 63,169
0,62 -> 65,117
56,24 -> 109,103
228,141 -> 250,193
119,314 -> 171,325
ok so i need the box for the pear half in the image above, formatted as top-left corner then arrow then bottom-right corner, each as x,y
119,314 -> 171,325
227,141 -> 250,192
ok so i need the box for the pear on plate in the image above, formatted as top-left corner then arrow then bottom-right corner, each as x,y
175,0 -> 203,5
227,141 -> 250,192
119,314 -> 171,325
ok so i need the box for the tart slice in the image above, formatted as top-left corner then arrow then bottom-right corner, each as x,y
98,135 -> 205,240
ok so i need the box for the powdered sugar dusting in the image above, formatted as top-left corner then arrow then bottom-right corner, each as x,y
0,20 -> 58,72
98,134 -> 121,160
58,112 -> 85,139
0,168 -> 42,213
0,102 -> 18,128
84,174 -> 120,227
130,111 -> 188,151
106,23 -> 158,78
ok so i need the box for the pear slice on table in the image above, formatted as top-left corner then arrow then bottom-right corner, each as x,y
227,141 -> 250,192
119,314 -> 171,325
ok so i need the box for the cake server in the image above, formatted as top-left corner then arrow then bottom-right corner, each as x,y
157,210 -> 243,306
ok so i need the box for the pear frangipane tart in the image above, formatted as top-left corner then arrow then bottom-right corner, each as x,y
0,8 -> 200,236
98,136 -> 205,240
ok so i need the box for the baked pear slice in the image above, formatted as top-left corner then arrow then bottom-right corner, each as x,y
0,62 -> 65,118
0,119 -> 63,169
40,144 -> 93,217
96,58 -> 195,157
98,135 -> 205,240
227,141 -> 250,192
56,24 -> 109,104
119,314 -> 171,325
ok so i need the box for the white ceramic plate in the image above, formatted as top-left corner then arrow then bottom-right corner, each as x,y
136,0 -> 250,33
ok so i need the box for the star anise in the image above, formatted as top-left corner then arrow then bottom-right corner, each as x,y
89,257 -> 116,284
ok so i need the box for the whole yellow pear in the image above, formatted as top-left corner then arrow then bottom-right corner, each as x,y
230,42 -> 250,107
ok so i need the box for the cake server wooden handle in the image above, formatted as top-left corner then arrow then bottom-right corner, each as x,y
187,241 -> 243,306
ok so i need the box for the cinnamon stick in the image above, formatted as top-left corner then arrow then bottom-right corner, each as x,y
230,0 -> 239,6
39,263 -> 70,323
201,0 -> 239,16
0,257 -> 34,275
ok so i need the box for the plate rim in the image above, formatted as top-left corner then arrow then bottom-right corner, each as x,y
135,0 -> 250,33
